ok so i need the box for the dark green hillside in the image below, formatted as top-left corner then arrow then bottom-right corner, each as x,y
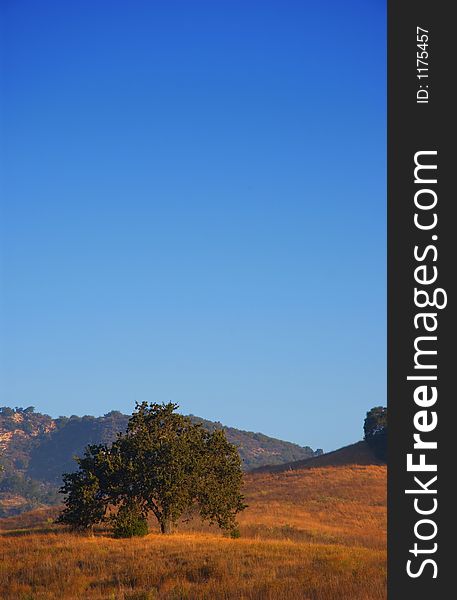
27,411 -> 129,484
189,416 -> 319,470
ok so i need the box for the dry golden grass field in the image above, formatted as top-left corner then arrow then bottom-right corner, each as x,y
0,460 -> 386,600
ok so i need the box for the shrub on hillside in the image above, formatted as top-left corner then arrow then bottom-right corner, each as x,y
112,504 -> 149,538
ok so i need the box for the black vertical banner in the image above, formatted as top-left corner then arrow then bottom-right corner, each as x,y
388,1 -> 455,597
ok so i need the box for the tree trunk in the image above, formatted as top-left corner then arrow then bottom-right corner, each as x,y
160,518 -> 173,534
85,525 -> 95,537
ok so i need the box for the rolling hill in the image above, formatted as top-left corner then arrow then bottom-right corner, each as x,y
0,452 -> 387,599
252,440 -> 385,473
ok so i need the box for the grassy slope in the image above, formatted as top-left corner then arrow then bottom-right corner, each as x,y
252,441 -> 385,473
0,461 -> 386,600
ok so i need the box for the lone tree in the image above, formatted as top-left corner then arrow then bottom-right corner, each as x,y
364,406 -> 387,461
58,402 -> 246,536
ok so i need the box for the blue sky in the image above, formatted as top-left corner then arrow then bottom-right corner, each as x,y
0,0 -> 386,451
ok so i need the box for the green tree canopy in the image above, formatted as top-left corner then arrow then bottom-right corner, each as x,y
58,402 -> 246,536
364,406 -> 387,462
56,445 -> 109,532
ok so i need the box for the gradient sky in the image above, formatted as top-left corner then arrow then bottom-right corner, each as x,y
0,0 -> 386,451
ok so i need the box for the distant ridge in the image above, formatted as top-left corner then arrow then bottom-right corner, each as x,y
251,441 -> 385,473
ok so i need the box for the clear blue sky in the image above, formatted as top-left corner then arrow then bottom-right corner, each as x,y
0,0 -> 386,451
